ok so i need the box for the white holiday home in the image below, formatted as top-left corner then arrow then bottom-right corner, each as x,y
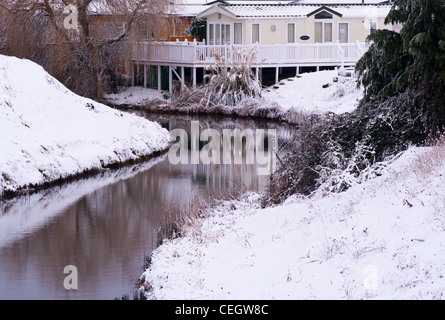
200,1 -> 393,46
131,1 -> 397,93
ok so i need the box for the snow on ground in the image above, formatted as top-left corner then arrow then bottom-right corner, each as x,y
104,86 -> 166,106
0,55 -> 171,197
105,69 -> 363,113
141,143 -> 445,299
106,69 -> 363,116
263,69 -> 363,114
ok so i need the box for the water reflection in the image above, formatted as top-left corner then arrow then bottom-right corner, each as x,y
0,114 -> 296,300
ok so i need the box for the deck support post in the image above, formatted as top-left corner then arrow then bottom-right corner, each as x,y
181,66 -> 185,90
192,67 -> 197,89
169,66 -> 173,95
143,64 -> 147,88
275,67 -> 279,84
171,67 -> 184,92
157,65 -> 161,92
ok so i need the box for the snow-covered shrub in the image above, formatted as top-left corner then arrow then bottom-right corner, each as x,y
263,115 -> 328,205
262,105 -> 399,204
199,46 -> 262,107
315,140 -> 388,195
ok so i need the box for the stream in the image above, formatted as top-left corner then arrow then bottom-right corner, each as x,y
0,113 -> 297,300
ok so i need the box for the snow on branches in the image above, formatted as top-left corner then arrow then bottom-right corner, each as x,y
199,46 -> 262,107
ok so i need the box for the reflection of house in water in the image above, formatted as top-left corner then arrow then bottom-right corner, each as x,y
143,113 -> 297,193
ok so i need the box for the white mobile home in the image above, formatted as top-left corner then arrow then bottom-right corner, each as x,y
199,2 -> 395,45
131,1 -> 396,93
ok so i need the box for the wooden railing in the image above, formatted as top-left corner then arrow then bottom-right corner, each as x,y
132,40 -> 368,66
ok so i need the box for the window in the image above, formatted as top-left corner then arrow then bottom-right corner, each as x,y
224,24 -> 231,45
208,23 -> 231,45
215,24 -> 221,45
103,22 -> 127,37
315,10 -> 333,19
324,22 -> 332,42
314,21 -> 333,43
209,24 -> 214,45
287,23 -> 296,43
234,23 -> 242,44
370,21 -> 377,35
251,23 -> 260,44
338,22 -> 349,43
314,22 -> 323,43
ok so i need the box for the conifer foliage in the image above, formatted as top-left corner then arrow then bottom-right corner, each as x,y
356,0 -> 445,101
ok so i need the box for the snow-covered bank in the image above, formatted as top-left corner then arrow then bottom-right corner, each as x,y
263,69 -> 362,114
141,142 -> 445,299
104,86 -> 166,106
104,69 -> 362,119
0,55 -> 171,198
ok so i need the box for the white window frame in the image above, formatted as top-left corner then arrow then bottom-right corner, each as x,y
208,23 -> 214,45
234,22 -> 243,45
337,21 -> 349,43
314,21 -> 333,43
207,22 -> 232,45
286,22 -> 296,43
251,23 -> 261,44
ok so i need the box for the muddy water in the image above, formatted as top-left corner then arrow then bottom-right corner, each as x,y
0,114 -> 296,300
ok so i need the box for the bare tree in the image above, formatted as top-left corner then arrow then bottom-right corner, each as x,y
0,0 -> 177,99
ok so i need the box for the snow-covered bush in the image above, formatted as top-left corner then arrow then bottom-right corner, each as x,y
315,140 -> 389,195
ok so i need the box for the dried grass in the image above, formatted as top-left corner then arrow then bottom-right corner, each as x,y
199,46 -> 262,108
157,195 -> 207,245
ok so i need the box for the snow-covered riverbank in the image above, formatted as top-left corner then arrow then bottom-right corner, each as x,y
132,67 -> 445,300
141,142 -> 445,299
262,69 -> 362,114
104,69 -> 363,121
0,55 -> 171,198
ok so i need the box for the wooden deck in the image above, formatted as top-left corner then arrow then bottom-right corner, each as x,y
131,41 -> 367,93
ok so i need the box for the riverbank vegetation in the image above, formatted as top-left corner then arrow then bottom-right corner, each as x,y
0,0 -> 177,100
263,0 -> 445,204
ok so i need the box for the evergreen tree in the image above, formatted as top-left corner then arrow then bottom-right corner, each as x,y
356,0 -> 445,101
386,0 -> 445,84
186,17 -> 206,41
356,29 -> 412,100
